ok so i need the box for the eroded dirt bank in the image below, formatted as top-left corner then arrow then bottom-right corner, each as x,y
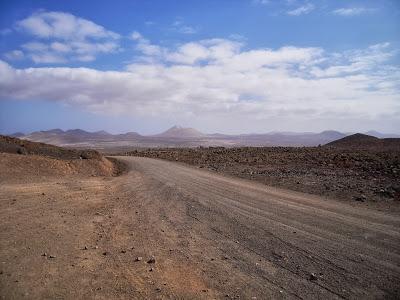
1,156 -> 399,299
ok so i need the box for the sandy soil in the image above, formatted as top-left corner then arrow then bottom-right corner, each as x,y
1,156 -> 399,299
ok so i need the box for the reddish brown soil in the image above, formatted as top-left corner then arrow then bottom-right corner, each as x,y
1,138 -> 399,299
2,156 -> 399,299
0,135 -> 102,160
0,135 -> 124,181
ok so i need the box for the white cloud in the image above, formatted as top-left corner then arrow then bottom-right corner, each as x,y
287,3 -> 315,16
30,53 -> 66,64
130,32 -> 163,58
333,7 -> 375,16
16,11 -> 119,40
1,37 -> 398,131
22,42 -> 48,52
130,31 -> 143,40
50,42 -> 71,53
171,20 -> 197,34
252,0 -> 270,5
4,50 -> 24,60
310,43 -> 394,78
10,11 -> 120,64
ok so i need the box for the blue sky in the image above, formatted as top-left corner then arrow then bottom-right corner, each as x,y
0,0 -> 399,134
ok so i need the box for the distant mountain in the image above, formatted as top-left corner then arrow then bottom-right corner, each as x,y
46,129 -> 64,134
154,126 -> 205,138
117,132 -> 143,139
365,130 -> 400,139
326,133 -> 400,150
327,133 -> 378,146
22,129 -> 116,145
11,127 -> 398,149
319,130 -> 346,140
10,132 -> 25,138
227,130 -> 346,147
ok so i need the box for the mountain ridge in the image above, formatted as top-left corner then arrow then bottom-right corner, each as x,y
326,133 -> 400,150
153,125 -> 205,138
7,127 -> 400,149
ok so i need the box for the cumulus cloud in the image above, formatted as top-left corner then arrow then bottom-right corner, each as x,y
333,7 -> 375,16
1,36 -> 399,131
287,3 -> 315,16
7,11 -> 120,63
16,11 -> 119,40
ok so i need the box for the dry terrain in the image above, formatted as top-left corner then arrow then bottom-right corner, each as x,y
1,137 -> 400,299
126,145 -> 400,207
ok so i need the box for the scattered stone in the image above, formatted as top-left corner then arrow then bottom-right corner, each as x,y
149,267 -> 154,272
354,195 -> 367,202
41,253 -> 47,257
147,257 -> 156,264
135,257 -> 142,262
48,255 -> 56,259
42,193 -> 45,196
121,250 -> 126,254
102,251 -> 109,256
309,273 -> 318,281
155,287 -> 161,292
83,246 -> 88,250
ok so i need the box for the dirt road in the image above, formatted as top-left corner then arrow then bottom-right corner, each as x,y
1,156 -> 399,299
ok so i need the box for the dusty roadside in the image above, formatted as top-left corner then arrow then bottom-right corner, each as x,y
1,155 -> 399,299
126,147 -> 400,210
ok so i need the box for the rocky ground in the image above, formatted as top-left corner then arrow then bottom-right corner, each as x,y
1,136 -> 400,298
2,156 -> 399,299
125,146 -> 400,206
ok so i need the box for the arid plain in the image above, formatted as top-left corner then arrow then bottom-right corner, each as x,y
1,132 -> 399,299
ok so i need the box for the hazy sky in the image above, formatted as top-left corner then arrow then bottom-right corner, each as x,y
0,0 -> 399,134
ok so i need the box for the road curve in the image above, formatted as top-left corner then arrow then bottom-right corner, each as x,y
115,156 -> 400,299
